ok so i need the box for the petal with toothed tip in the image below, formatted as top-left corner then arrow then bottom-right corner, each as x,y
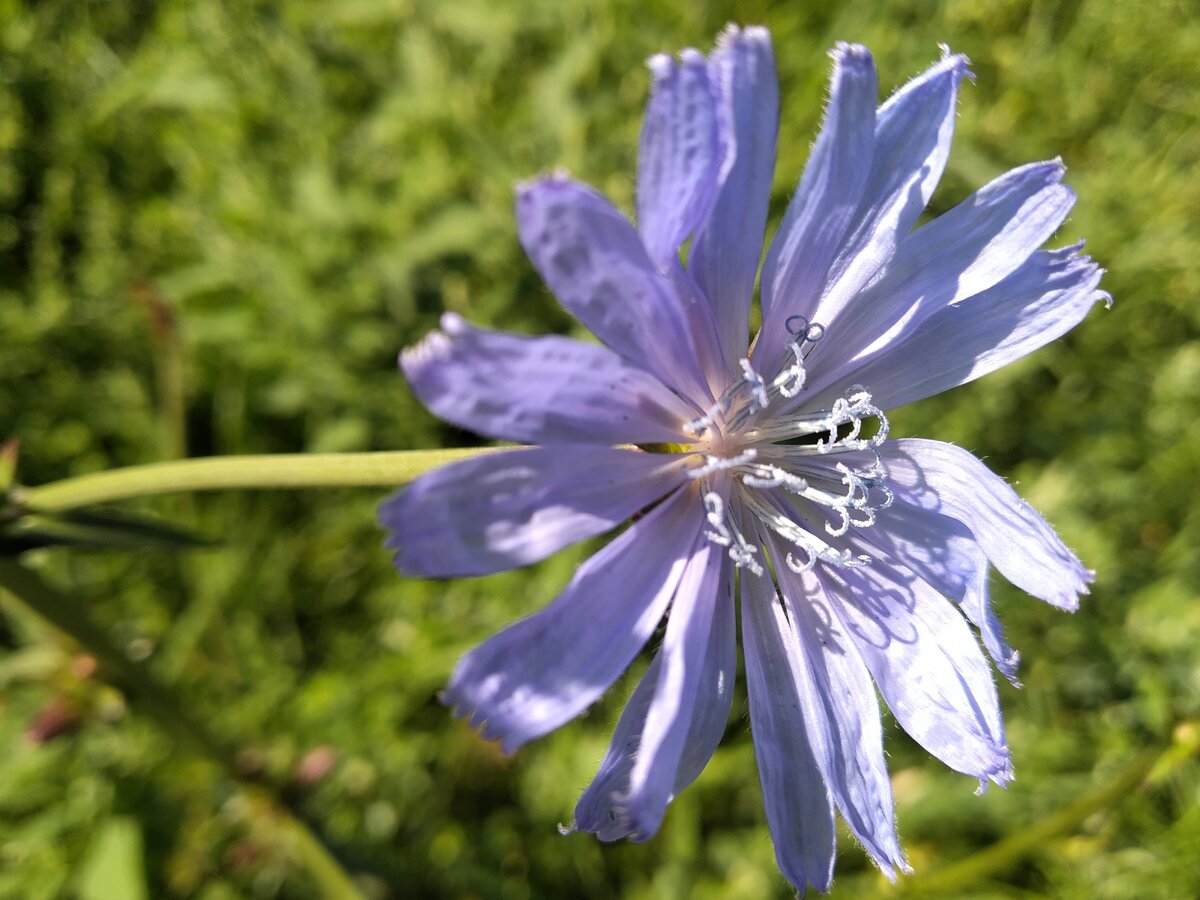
610,541 -> 728,841
877,439 -> 1092,609
758,42 -> 877,378
766,532 -> 909,878
571,561 -> 735,841
824,557 -> 1014,787
689,24 -> 779,370
804,50 -> 971,357
808,245 -> 1109,412
440,487 -> 704,753
638,49 -> 723,270
741,561 -> 837,895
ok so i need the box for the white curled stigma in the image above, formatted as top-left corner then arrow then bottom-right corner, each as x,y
703,493 -> 731,546
785,547 -> 816,573
741,491 -> 871,572
775,340 -> 808,399
684,403 -> 722,439
700,490 -> 763,576
728,539 -> 763,575
738,385 -> 889,448
689,448 -> 758,479
739,358 -> 769,411
815,387 -> 889,454
741,464 -> 809,492
737,458 -> 887,542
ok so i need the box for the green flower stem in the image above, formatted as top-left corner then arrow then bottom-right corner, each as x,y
0,559 -> 367,900
17,448 -> 497,512
895,726 -> 1200,895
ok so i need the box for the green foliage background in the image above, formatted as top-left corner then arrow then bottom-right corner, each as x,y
2,0 -> 1198,897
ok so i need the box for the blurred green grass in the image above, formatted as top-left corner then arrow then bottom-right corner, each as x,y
1,0 -> 1198,897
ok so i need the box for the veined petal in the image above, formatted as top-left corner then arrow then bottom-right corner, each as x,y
825,560 -> 1013,786
380,447 -> 688,578
810,51 -> 970,345
815,244 -> 1108,411
858,502 -> 1021,684
812,160 -> 1077,384
958,561 -> 1021,687
441,487 -> 704,753
613,542 -> 728,840
516,176 -> 711,403
401,313 -> 695,445
662,259 -> 730,391
757,43 -> 877,377
767,534 -> 908,878
689,25 -> 779,369
878,438 -> 1092,609
741,563 -> 837,895
571,561 -> 735,840
638,50 -> 722,269
874,161 -> 1074,323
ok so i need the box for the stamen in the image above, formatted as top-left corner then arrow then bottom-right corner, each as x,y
728,539 -> 763,575
701,491 -> 763,576
682,327 -> 893,577
741,464 -> 808,492
741,492 -> 872,570
740,358 -> 769,411
737,456 -> 889,548
684,374 -> 755,437
775,340 -> 808,399
703,492 -> 731,546
746,386 -> 889,450
689,448 -> 758,479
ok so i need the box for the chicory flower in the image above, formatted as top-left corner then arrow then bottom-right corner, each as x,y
380,26 -> 1107,893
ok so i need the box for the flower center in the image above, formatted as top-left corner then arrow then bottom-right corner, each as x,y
681,319 -> 892,577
